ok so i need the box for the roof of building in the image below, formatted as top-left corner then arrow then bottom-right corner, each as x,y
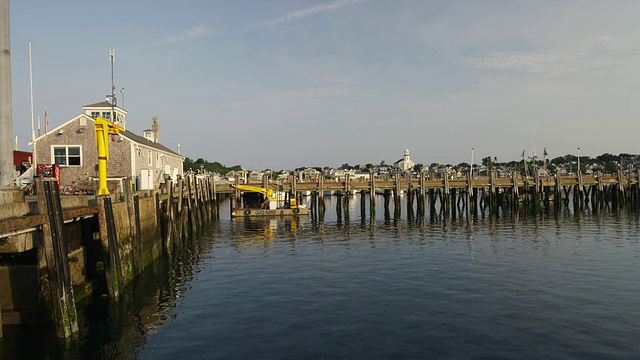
120,128 -> 182,158
83,100 -> 120,108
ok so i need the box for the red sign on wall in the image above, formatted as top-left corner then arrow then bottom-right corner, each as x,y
36,164 -> 61,190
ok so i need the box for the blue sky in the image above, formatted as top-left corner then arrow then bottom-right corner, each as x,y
9,0 -> 640,170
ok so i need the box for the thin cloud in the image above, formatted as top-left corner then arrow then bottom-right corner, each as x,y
465,37 -> 639,76
155,26 -> 212,45
244,0 -> 370,32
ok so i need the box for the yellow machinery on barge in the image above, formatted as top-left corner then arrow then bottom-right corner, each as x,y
231,184 -> 310,218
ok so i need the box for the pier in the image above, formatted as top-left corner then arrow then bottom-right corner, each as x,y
221,170 -> 640,218
0,169 -> 638,337
0,174 -> 216,338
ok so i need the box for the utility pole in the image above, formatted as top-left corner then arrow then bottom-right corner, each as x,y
0,0 -> 15,187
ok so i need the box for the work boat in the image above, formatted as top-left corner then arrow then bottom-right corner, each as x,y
231,185 -> 310,218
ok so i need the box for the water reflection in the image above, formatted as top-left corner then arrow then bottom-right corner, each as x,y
3,195 -> 640,359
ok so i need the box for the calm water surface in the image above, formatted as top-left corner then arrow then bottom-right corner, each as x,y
2,197 -> 640,359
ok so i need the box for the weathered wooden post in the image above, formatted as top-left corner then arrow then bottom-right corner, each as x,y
343,174 -> 350,220
133,193 -> 143,268
291,173 -> 298,206
36,179 -> 79,338
369,172 -> 376,216
405,172 -> 413,215
512,171 -> 520,208
418,171 -> 425,217
617,169 -> 626,206
443,173 -> 450,217
212,175 -> 219,219
186,175 -> 196,237
336,190 -> 343,223
489,170 -> 497,213
318,174 -> 325,216
177,178 -> 185,239
166,179 -> 175,250
124,180 -> 141,272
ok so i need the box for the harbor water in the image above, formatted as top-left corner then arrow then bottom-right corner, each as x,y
2,195 -> 640,359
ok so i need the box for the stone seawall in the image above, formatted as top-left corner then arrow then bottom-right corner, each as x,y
0,175 -> 217,338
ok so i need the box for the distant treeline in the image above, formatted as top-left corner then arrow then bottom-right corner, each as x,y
186,152 -> 638,175
184,157 -> 242,174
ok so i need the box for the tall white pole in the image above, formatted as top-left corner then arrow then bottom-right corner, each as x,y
29,40 -> 35,143
110,49 -> 115,124
470,147 -> 474,177
0,0 -> 15,187
577,147 -> 581,174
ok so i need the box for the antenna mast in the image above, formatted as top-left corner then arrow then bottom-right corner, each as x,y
109,49 -> 115,125
29,40 -> 35,144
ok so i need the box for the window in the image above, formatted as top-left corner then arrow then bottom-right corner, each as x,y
101,112 -> 111,120
148,150 -> 152,166
80,117 -> 87,126
90,112 -> 100,119
156,153 -> 161,168
53,146 -> 82,166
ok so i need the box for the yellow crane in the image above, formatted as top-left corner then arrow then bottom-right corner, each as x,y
230,184 -> 307,217
94,116 -> 124,195
231,184 -> 277,209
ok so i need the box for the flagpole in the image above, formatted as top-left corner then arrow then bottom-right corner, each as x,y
29,40 -> 35,144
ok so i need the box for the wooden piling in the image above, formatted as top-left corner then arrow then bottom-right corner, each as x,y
166,180 -> 175,249
36,179 -> 79,338
369,173 -> 376,215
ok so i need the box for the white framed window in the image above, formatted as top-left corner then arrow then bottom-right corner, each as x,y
101,112 -> 111,120
90,112 -> 100,119
52,145 -> 82,166
80,117 -> 87,126
156,153 -> 161,168
148,150 -> 152,166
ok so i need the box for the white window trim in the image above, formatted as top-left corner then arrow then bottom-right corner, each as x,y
148,150 -> 152,166
51,145 -> 83,167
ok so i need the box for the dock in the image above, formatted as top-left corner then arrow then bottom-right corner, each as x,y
219,169 -> 640,217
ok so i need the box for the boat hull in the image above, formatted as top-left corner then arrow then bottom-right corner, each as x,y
232,207 -> 310,218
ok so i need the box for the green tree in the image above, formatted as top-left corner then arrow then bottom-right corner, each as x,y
481,156 -> 494,169
456,162 -> 470,170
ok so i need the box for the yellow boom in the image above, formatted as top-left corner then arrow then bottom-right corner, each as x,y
231,184 -> 276,202
231,184 -> 279,209
94,116 -> 124,195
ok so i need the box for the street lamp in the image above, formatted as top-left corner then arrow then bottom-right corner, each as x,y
577,147 -> 581,174
470,147 -> 475,177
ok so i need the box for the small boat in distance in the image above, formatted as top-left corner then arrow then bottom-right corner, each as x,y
231,184 -> 310,218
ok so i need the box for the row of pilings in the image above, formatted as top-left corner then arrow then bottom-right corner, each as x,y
0,174 -> 218,339
296,170 -> 640,221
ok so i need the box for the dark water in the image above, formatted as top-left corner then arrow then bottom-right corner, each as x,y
2,196 -> 640,359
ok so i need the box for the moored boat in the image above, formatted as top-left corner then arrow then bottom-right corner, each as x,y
231,184 -> 310,218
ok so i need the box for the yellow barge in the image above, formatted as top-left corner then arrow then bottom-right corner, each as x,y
231,184 -> 310,218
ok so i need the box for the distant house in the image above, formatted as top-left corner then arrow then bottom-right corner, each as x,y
393,149 -> 415,172
329,168 -> 356,180
248,170 -> 263,182
277,171 -> 290,181
300,167 -> 318,180
33,101 -> 184,191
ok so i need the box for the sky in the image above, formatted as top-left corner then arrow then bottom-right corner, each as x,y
8,0 -> 640,170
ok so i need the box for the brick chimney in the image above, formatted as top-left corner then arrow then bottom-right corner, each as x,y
152,116 -> 160,143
